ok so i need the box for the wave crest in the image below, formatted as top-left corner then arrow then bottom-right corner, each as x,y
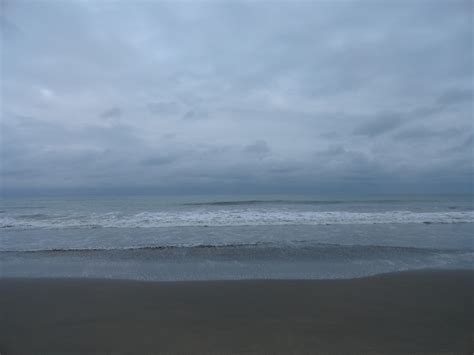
1,210 -> 473,229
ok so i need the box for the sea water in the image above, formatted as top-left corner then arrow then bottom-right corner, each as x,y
1,194 -> 473,280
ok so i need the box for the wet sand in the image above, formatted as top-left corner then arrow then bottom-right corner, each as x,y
0,270 -> 472,354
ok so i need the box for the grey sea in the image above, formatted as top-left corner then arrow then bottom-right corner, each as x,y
1,194 -> 473,280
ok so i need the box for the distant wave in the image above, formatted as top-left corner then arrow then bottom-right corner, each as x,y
1,210 -> 473,229
182,199 -> 435,206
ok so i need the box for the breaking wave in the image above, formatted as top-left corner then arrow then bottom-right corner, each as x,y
1,242 -> 470,258
1,210 -> 473,229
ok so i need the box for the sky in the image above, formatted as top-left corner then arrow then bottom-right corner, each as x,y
1,0 -> 473,196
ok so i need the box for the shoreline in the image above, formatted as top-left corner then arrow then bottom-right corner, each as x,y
1,267 -> 473,282
1,269 -> 472,354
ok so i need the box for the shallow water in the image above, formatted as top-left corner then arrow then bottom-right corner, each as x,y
1,194 -> 473,280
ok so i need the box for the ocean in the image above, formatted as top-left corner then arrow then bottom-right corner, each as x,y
1,194 -> 473,280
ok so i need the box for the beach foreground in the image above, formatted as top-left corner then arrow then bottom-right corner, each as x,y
1,270 -> 472,354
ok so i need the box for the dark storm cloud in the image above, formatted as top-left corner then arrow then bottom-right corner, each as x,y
1,0 -> 472,194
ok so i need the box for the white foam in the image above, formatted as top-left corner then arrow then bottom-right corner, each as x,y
1,210 -> 473,229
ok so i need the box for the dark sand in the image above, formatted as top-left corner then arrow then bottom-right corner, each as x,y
0,270 -> 472,354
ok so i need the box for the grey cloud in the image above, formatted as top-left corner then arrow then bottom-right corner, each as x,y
182,109 -> 208,121
80,123 -> 141,147
162,133 -> 177,140
411,88 -> 473,118
1,0 -> 472,194
394,127 -> 465,141
0,0 -> 23,38
444,134 -> 474,154
268,166 -> 297,174
147,101 -> 181,115
353,114 -> 403,137
141,155 -> 177,166
0,16 -> 22,38
317,145 -> 346,157
313,146 -> 385,182
100,107 -> 122,119
436,88 -> 473,107
243,140 -> 271,158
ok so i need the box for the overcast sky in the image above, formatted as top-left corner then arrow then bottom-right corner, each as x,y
1,0 -> 472,195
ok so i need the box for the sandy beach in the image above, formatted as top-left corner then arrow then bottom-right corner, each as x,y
0,269 -> 472,354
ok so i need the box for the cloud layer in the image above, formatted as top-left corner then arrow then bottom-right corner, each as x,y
1,0 -> 472,195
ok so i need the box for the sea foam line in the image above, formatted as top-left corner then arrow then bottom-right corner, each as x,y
1,210 -> 473,229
